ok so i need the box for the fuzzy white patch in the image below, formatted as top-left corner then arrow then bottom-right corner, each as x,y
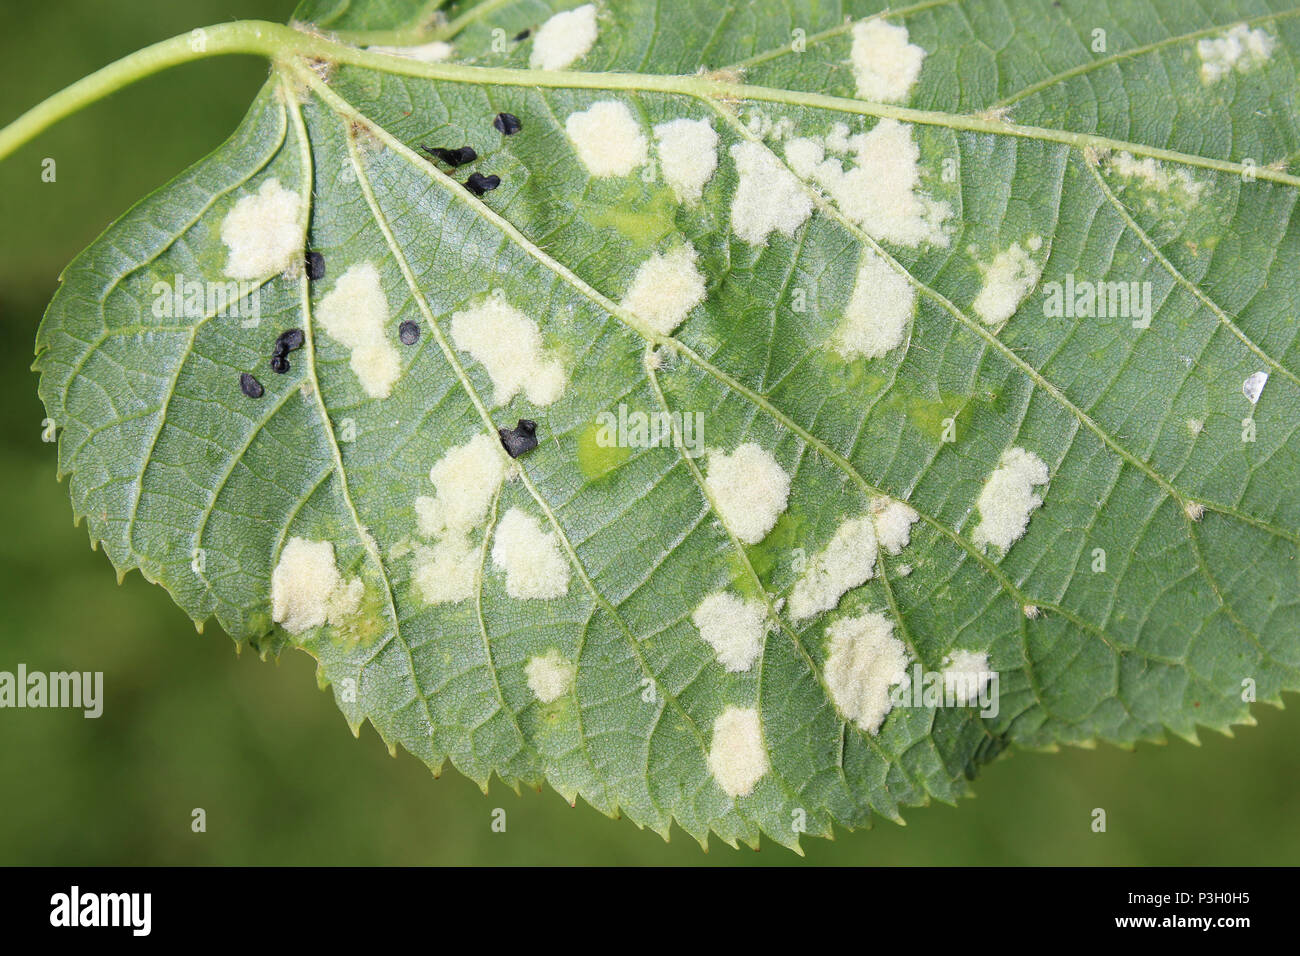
621,244 -> 707,335
491,507 -> 570,599
653,118 -> 719,203
530,4 -> 599,70
1243,370 -> 1269,405
220,178 -> 304,280
415,434 -> 507,538
708,706 -> 769,798
366,40 -> 454,62
1198,24 -> 1277,83
729,141 -> 813,245
972,447 -> 1049,553
785,136 -> 825,179
315,262 -> 402,398
973,240 -> 1043,325
450,297 -> 566,406
692,591 -> 766,671
788,518 -> 877,621
705,443 -> 791,545
411,535 -> 478,605
942,649 -> 994,706
871,497 -> 919,554
565,101 -> 648,177
823,610 -> 909,734
1108,151 -> 1205,199
850,19 -> 927,103
811,119 -> 952,248
526,649 -> 576,703
825,123 -> 852,154
410,434 -> 507,606
271,537 -> 363,634
835,246 -> 916,359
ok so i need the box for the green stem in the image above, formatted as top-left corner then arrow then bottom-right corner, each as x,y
0,21 -> 285,161
3,18 -> 1297,188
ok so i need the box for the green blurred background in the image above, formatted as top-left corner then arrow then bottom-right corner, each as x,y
1,0 -> 1296,866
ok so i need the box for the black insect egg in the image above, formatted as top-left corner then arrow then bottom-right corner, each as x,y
399,320 -> 421,345
305,251 -> 325,280
275,328 -> 305,354
421,145 -> 478,167
465,172 -> 502,197
239,372 -> 264,399
493,112 -> 522,136
498,419 -> 539,458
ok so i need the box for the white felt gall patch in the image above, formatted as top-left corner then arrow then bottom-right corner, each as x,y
526,649 -> 576,703
410,434 -> 508,606
850,19 -> 927,103
315,262 -> 402,398
973,240 -> 1043,325
530,4 -> 599,70
653,118 -> 718,203
784,136 -> 825,178
491,507 -> 570,599
621,244 -> 707,335
416,433 -> 507,538
1198,24 -> 1276,83
450,297 -> 566,406
871,497 -> 919,555
971,447 -> 1049,553
810,119 -> 952,248
835,246 -> 916,359
704,443 -> 791,545
729,141 -> 813,245
825,122 -> 852,154
271,536 -> 364,634
788,517 -> 877,621
942,649 -> 994,706
692,591 -> 766,671
707,706 -> 769,798
823,610 -> 909,734
411,535 -> 478,605
221,178 -> 304,280
565,101 -> 648,177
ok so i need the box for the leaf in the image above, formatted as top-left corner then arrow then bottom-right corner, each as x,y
32,0 -> 1300,850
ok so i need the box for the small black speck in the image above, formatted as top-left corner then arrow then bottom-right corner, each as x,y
270,354 -> 290,374
399,320 -> 421,345
240,372 -> 264,399
421,145 -> 478,167
498,419 -> 538,458
305,251 -> 325,280
465,172 -> 502,196
275,328 -> 306,354
513,28 -> 531,41
493,112 -> 522,135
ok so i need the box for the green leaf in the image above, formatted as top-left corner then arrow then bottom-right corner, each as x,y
31,0 -> 1300,850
